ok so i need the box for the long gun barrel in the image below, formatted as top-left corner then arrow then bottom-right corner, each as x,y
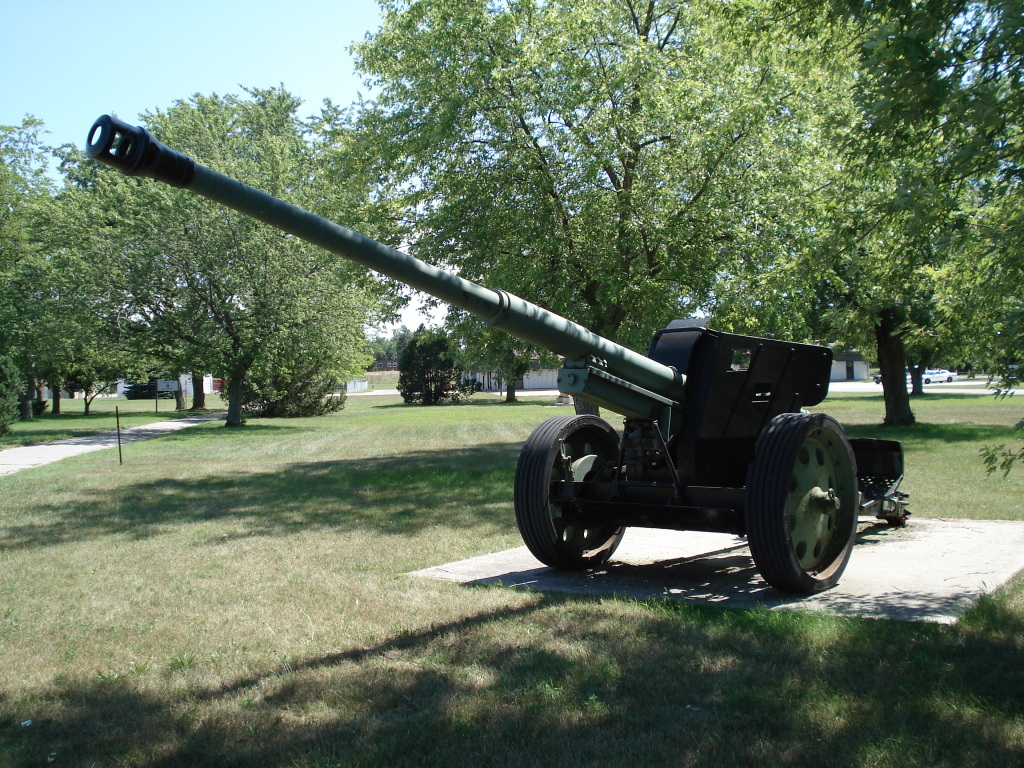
86,115 -> 685,418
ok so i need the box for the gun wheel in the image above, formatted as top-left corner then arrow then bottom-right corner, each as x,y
746,413 -> 858,594
515,414 -> 624,570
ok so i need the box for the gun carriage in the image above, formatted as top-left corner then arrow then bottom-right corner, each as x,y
86,115 -> 909,595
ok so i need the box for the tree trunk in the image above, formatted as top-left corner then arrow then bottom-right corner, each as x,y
874,309 -> 915,426
225,376 -> 245,427
573,398 -> 601,417
907,361 -> 925,396
191,372 -> 207,410
504,383 -> 517,403
52,388 -> 61,415
174,376 -> 186,411
18,372 -> 35,422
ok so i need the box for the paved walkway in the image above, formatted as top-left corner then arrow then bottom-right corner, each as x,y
0,412 -> 226,476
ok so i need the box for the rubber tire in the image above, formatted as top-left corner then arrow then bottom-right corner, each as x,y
745,412 -> 858,594
514,414 -> 624,569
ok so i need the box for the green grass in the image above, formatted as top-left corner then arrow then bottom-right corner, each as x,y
811,391 -> 1024,519
0,395 -> 227,449
1,391 -> 1022,767
364,370 -> 400,390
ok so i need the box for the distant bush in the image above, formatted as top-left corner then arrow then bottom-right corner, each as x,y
397,327 -> 476,405
242,375 -> 346,418
0,355 -> 22,436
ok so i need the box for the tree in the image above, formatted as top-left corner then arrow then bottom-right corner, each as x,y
477,333 -> 533,403
446,308 -> 548,402
0,355 -> 20,437
0,117 -> 52,273
1,234 -> 144,417
241,290 -> 368,417
397,326 -> 475,404
58,88 -> 375,426
344,0 -> 850,365
367,325 -> 412,367
787,1 -> 1024,425
0,117 -> 56,421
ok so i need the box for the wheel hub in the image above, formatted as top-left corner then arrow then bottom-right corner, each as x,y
807,487 -> 840,511
789,433 -> 849,571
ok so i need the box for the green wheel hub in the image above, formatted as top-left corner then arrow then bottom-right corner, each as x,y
746,413 -> 859,594
788,430 -> 854,571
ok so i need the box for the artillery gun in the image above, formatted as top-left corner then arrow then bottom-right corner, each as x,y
86,115 -> 909,594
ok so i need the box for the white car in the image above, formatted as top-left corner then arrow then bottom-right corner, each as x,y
923,368 -> 956,384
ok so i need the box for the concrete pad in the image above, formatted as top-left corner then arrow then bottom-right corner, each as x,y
411,518 -> 1024,624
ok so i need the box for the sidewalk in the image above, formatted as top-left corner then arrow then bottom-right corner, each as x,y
0,412 -> 226,477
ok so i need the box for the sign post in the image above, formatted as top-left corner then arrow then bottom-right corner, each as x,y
156,379 -> 179,413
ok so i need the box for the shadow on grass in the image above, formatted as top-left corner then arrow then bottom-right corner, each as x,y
845,421 -> 1017,446
828,392 -> 999,403
0,441 -> 520,550
4,591 -> 1023,767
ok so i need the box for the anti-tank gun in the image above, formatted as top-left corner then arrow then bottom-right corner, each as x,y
86,115 -> 909,594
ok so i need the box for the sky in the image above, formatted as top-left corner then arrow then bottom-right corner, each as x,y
1,0 -> 442,329
1,0 -> 382,152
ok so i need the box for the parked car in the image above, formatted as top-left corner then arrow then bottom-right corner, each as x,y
874,372 -> 912,385
923,369 -> 956,384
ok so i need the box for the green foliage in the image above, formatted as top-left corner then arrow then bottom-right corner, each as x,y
0,116 -> 53,272
241,342 -> 351,418
241,375 -> 347,418
366,325 -> 412,368
0,354 -> 21,436
397,326 -> 475,405
346,0 -> 848,353
54,88 -> 377,426
240,288 -> 370,418
981,436 -> 1024,477
788,0 -> 1024,425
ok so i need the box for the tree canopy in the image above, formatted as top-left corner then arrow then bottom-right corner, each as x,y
344,0 -> 852,356
51,89 -> 376,425
804,0 -> 1023,425
0,117 -> 52,273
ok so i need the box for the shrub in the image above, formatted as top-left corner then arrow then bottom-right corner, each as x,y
397,327 -> 476,405
241,374 -> 346,418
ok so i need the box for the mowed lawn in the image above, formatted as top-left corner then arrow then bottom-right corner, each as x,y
1,391 -> 1022,767
0,395 -> 228,449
